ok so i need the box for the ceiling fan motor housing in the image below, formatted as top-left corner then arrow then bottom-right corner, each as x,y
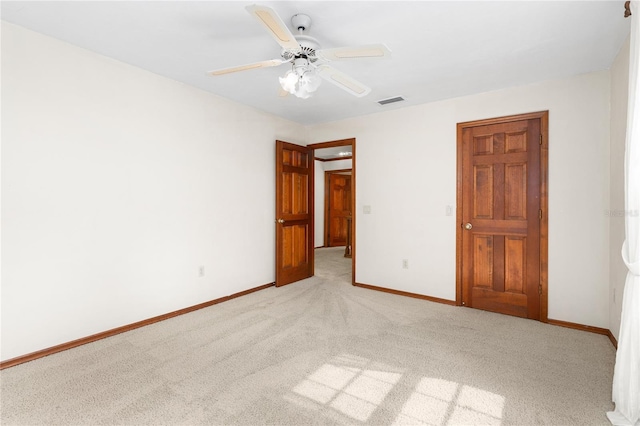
292,57 -> 310,75
282,35 -> 320,62
279,13 -> 318,62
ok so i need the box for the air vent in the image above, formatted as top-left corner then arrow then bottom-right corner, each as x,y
377,96 -> 405,106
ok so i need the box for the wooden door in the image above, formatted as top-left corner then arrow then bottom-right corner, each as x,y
458,113 -> 547,319
326,172 -> 352,247
275,141 -> 314,287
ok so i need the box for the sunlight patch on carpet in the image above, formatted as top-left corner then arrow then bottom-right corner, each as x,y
393,378 -> 505,425
285,353 -> 505,425
286,353 -> 403,422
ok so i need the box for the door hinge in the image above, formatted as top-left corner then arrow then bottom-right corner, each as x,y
539,134 -> 543,145
539,284 -> 543,295
539,209 -> 542,220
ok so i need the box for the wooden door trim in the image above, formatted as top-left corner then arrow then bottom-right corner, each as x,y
315,156 -> 353,162
455,111 -> 549,322
308,139 -> 354,150
309,138 -> 356,285
324,169 -> 353,247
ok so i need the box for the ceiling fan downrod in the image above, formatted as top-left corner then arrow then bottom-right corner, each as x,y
291,13 -> 311,34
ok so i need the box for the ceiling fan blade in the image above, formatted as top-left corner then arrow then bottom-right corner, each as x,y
316,65 -> 371,98
246,4 -> 301,52
315,44 -> 391,62
278,87 -> 290,97
208,59 -> 286,76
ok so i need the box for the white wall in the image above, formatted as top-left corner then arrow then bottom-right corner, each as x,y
313,159 -> 352,247
1,21 -> 620,361
1,23 -> 306,361
308,71 -> 612,328
609,36 -> 630,340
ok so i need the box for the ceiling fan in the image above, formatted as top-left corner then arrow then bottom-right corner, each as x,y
208,4 -> 391,99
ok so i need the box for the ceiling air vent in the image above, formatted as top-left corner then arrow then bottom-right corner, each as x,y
377,96 -> 405,106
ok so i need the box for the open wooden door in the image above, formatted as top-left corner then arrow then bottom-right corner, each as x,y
275,141 -> 314,287
326,172 -> 352,247
457,112 -> 548,320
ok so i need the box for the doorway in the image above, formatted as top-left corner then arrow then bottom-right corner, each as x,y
308,138 -> 356,285
456,111 -> 548,321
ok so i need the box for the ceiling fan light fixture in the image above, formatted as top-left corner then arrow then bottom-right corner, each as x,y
302,70 -> 321,91
296,87 -> 312,99
279,70 -> 298,94
279,60 -> 322,99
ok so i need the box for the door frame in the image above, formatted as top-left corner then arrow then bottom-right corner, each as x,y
455,111 -> 549,322
308,138 -> 356,285
324,169 -> 352,247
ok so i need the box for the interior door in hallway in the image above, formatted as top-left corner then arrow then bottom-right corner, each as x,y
275,140 -> 314,287
326,172 -> 352,247
458,112 -> 547,320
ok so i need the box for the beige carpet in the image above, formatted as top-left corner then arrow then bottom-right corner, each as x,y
1,247 -> 616,425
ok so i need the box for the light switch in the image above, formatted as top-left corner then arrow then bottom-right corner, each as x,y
446,205 -> 453,216
363,205 -> 372,214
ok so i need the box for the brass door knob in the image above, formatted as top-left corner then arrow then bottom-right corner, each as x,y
464,223 -> 473,230
276,218 -> 285,224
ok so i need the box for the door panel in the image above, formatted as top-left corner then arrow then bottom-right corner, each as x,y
473,165 -> 493,218
276,141 -> 314,286
473,235 -> 494,287
460,117 -> 541,319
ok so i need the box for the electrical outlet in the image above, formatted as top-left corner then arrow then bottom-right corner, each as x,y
402,259 -> 409,269
198,266 -> 205,277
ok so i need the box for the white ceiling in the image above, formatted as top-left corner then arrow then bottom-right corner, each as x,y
1,1 -> 631,125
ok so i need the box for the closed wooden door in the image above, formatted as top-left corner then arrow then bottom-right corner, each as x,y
326,172 -> 352,247
275,141 -> 314,287
458,113 -> 547,319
